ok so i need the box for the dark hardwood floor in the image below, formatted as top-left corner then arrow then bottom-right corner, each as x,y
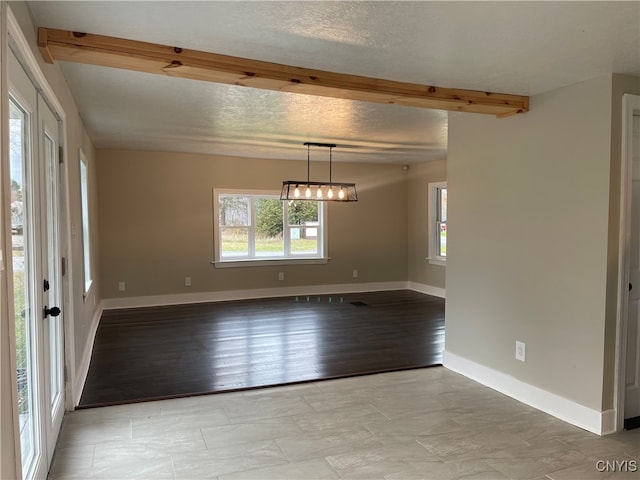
79,290 -> 445,407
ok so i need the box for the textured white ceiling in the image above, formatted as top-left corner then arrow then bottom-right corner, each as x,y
26,1 -> 640,164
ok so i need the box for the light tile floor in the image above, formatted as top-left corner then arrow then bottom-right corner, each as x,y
48,367 -> 639,480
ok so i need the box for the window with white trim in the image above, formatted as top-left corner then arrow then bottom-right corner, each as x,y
79,150 -> 93,293
213,189 -> 326,266
428,182 -> 447,265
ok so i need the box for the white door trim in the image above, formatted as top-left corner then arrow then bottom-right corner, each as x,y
0,4 -> 23,479
614,93 -> 640,432
7,7 -> 76,415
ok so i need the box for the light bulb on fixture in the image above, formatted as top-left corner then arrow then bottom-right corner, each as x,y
327,188 -> 334,199
294,186 -> 300,198
317,187 -> 323,199
338,188 -> 345,199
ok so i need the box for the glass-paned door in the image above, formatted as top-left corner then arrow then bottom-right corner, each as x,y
10,84 -> 38,480
39,94 -> 64,463
9,46 -> 65,479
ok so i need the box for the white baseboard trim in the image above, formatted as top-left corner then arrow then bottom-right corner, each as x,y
600,409 -> 617,436
407,281 -> 446,298
444,351 -> 609,435
73,301 -> 103,406
102,281 -> 408,310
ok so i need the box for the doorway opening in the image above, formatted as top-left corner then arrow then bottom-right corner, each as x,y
615,93 -> 640,432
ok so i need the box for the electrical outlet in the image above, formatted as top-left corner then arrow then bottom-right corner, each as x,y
352,269 -> 359,278
185,276 -> 191,286
515,341 -> 526,362
278,272 -> 284,281
118,281 -> 125,292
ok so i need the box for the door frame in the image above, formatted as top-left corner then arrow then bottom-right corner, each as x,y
614,93 -> 640,432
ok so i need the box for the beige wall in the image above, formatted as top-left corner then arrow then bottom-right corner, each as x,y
97,149 -> 410,299
446,75 -> 613,411
407,160 -> 446,289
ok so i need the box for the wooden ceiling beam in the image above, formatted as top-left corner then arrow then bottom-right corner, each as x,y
38,28 -> 529,117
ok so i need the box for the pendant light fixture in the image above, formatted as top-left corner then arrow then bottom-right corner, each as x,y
280,143 -> 358,202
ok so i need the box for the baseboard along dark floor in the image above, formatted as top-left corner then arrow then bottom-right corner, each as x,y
624,416 -> 640,430
78,289 -> 445,407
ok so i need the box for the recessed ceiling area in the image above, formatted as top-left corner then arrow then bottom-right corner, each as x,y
26,1 -> 640,164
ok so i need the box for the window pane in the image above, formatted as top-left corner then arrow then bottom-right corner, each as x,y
45,134 -> 63,406
10,98 -> 36,471
220,227 -> 249,257
290,227 -> 318,254
439,188 -> 447,222
288,201 -> 319,254
219,196 -> 250,226
254,198 -> 284,257
255,236 -> 284,257
288,201 -> 318,225
439,223 -> 447,257
80,156 -> 92,291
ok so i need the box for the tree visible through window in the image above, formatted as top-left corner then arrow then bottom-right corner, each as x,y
215,191 -> 324,262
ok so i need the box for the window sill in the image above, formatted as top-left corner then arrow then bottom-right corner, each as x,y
426,257 -> 446,267
212,257 -> 330,268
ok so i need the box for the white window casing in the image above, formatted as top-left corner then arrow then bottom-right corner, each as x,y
213,189 -> 328,267
428,181 -> 447,266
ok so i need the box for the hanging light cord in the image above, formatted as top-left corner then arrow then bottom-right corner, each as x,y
307,143 -> 311,182
329,146 -> 333,184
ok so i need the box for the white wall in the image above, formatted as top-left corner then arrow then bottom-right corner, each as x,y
445,75 -> 614,430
